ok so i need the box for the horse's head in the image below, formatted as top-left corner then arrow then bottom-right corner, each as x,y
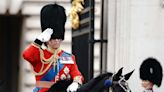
110,67 -> 134,92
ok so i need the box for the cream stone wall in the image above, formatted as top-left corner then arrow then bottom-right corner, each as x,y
107,0 -> 164,91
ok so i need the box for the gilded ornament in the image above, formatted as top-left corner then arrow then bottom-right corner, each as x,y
69,0 -> 85,29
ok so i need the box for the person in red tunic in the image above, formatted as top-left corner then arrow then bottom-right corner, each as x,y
22,3 -> 84,92
139,57 -> 163,92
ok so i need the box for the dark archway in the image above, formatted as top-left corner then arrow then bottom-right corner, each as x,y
0,15 -> 23,92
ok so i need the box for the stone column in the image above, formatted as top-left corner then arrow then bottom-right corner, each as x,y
107,0 -> 132,72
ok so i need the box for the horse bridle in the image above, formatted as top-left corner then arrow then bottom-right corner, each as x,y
111,74 -> 131,92
118,76 -> 131,92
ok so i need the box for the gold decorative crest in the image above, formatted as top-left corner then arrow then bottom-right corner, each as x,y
69,0 -> 85,29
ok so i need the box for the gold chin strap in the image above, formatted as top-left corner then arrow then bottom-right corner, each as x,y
31,47 -> 61,76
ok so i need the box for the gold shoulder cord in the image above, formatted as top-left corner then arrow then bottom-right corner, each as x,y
31,47 -> 61,76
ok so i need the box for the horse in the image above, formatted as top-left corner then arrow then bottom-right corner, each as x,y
48,67 -> 134,92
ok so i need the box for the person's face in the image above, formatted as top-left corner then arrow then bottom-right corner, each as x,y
141,80 -> 153,89
47,39 -> 62,49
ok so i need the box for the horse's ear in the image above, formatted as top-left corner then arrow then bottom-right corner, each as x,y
124,69 -> 134,80
115,67 -> 123,77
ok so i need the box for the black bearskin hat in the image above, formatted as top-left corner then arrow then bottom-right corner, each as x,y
139,57 -> 163,87
41,4 -> 66,40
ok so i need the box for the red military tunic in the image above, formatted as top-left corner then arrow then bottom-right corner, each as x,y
22,43 -> 83,92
